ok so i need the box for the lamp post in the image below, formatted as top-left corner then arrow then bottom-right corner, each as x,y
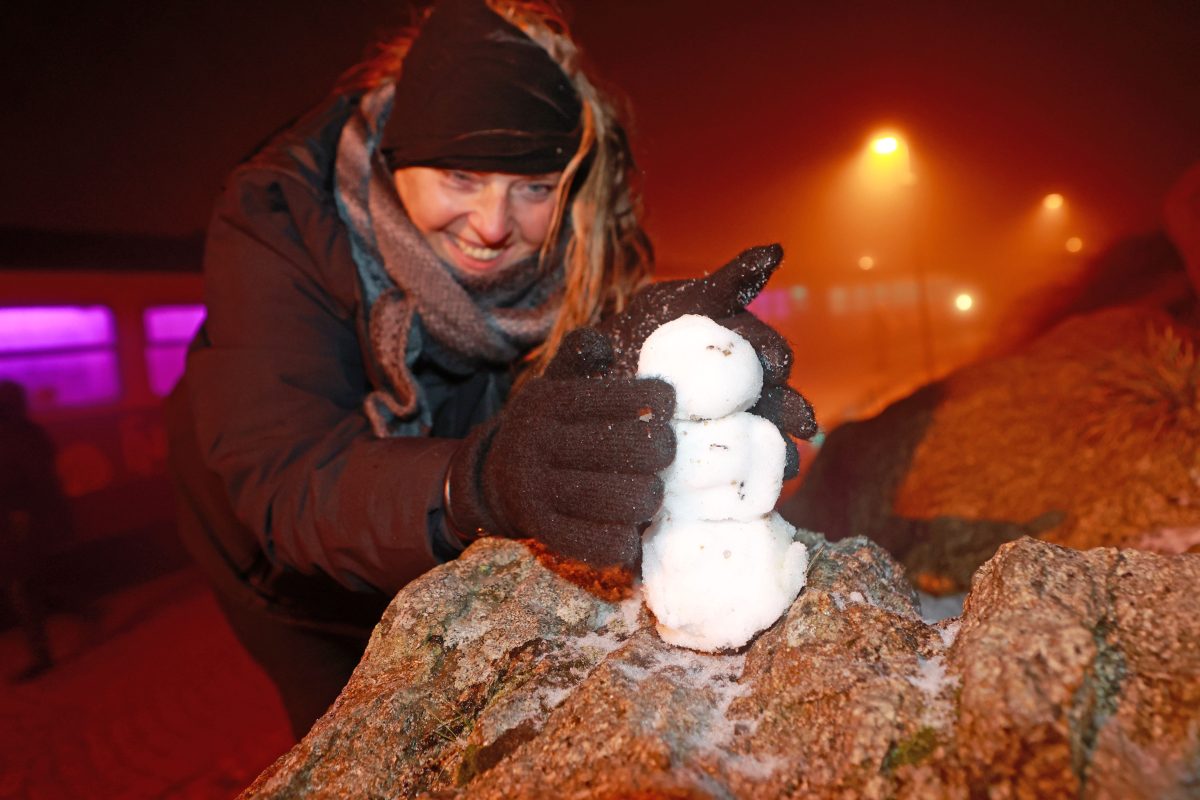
863,131 -> 935,380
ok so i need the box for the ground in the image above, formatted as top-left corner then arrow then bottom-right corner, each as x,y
0,567 -> 293,799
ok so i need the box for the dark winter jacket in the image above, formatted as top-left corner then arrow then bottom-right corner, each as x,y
166,92 -> 513,634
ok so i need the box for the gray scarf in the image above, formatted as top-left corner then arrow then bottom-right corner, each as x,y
334,84 -> 564,437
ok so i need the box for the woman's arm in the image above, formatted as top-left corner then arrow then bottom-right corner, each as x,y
186,167 -> 458,595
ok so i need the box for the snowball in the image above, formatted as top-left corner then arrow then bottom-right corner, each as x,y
637,314 -> 763,421
641,513 -> 808,652
660,413 -> 786,521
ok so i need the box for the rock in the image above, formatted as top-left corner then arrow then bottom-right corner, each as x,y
240,535 -> 1200,799
780,307 -> 1200,592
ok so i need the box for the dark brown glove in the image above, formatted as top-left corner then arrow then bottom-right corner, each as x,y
446,328 -> 675,568
597,243 -> 817,476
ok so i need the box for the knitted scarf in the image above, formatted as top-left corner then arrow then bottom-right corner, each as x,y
334,84 -> 564,437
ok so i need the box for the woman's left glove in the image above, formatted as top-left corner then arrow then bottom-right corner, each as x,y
444,328 -> 676,569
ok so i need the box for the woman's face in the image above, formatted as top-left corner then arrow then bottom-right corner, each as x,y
393,167 -> 563,276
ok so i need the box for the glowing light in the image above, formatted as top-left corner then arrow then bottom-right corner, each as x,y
1065,237 -> 1083,253
0,306 -> 114,353
954,293 -> 974,312
858,255 -> 875,271
871,136 -> 899,155
1043,193 -> 1065,210
860,129 -> 915,188
144,304 -> 206,343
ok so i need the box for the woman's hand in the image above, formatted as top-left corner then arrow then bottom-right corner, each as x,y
445,328 -> 675,568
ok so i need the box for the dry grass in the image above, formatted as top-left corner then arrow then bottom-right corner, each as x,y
1084,322 -> 1200,444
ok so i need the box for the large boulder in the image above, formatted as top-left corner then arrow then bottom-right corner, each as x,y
781,307 -> 1200,593
241,534 -> 1200,799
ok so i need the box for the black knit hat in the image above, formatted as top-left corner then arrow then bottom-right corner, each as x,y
381,0 -> 583,175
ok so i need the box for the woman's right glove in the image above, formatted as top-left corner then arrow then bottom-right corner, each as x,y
597,243 -> 818,475
444,328 -> 676,569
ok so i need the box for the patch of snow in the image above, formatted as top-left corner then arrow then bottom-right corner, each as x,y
908,656 -> 950,696
587,590 -> 646,642
907,653 -> 959,729
938,620 -> 961,649
443,615 -> 492,650
535,684 -> 572,711
727,753 -> 787,780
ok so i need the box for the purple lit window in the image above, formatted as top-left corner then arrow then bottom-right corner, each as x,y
143,304 -> 205,397
0,306 -> 114,353
0,306 -> 119,409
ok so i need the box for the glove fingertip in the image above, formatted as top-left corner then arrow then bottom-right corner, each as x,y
705,243 -> 784,314
734,243 -> 784,297
547,327 -> 615,379
642,377 -> 677,420
783,438 -> 800,480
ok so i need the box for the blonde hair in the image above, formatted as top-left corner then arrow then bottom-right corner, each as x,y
336,0 -> 653,377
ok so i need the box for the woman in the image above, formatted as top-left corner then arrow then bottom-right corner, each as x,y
167,0 -> 812,739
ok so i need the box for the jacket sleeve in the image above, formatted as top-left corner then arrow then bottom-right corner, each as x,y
186,166 -> 459,596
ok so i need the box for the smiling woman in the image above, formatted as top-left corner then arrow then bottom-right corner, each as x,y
163,0 -> 661,742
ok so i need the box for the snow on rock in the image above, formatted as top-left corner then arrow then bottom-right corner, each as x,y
637,314 -> 763,420
638,314 -> 807,652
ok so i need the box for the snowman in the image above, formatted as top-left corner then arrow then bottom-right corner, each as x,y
637,314 -> 808,652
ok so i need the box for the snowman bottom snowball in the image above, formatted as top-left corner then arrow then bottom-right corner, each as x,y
641,513 -> 808,652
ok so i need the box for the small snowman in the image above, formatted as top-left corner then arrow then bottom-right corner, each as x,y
637,314 -> 808,652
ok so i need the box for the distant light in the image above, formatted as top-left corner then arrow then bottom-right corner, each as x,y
858,255 -> 875,271
1043,193 -> 1065,210
829,286 -> 848,315
954,293 -> 974,312
1065,237 -> 1083,253
871,136 -> 899,155
789,285 -> 809,302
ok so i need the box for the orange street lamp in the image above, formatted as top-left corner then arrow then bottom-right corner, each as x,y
861,129 -> 915,189
872,136 -> 899,155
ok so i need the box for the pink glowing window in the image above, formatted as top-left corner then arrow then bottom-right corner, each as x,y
0,306 -> 119,409
748,288 -> 790,322
143,304 -> 205,397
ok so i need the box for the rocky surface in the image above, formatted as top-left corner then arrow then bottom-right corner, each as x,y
241,533 -> 1200,799
781,307 -> 1200,593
